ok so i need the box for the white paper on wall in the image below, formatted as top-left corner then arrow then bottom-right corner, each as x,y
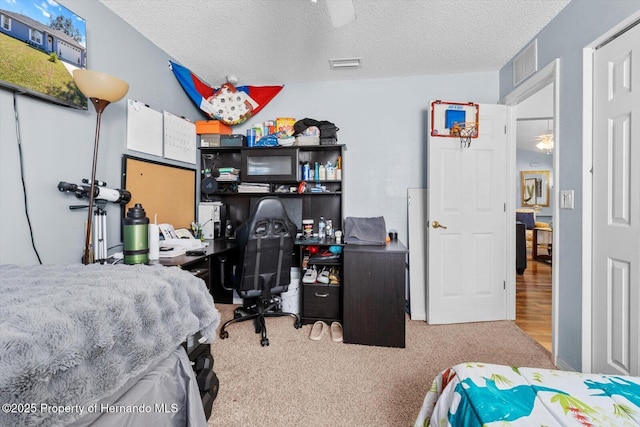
126,99 -> 163,157
163,110 -> 196,164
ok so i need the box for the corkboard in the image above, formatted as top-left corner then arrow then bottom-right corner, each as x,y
122,155 -> 196,229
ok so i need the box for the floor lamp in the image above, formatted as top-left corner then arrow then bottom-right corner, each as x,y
72,69 -> 129,265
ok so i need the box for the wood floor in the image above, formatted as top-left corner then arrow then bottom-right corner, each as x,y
515,249 -> 552,351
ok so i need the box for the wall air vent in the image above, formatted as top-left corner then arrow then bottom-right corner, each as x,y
513,39 -> 538,87
329,57 -> 362,70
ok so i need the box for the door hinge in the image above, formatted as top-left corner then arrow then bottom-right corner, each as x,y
503,281 -> 506,290
504,125 -> 507,134
504,203 -> 506,212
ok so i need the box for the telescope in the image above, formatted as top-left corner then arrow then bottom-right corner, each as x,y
58,180 -> 131,205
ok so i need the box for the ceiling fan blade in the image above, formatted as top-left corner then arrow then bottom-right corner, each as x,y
325,0 -> 356,27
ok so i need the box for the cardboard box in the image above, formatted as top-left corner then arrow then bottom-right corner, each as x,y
195,120 -> 232,135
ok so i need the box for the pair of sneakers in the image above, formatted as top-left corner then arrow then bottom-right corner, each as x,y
303,267 -> 339,285
309,320 -> 343,342
302,267 -> 318,284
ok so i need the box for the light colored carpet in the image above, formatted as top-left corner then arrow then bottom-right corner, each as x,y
208,304 -> 556,427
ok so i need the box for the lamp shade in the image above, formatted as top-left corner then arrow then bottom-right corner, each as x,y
73,69 -> 129,102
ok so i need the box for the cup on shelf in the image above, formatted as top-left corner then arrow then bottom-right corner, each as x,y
247,129 -> 256,147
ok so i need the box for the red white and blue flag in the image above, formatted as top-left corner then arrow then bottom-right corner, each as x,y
169,60 -> 283,124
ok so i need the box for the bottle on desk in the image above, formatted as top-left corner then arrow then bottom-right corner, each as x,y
325,219 -> 333,239
319,216 -> 325,239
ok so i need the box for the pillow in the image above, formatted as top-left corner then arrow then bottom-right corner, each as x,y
516,211 -> 535,230
207,83 -> 253,125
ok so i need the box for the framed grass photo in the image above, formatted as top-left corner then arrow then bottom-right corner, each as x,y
0,0 -> 87,109
520,170 -> 550,208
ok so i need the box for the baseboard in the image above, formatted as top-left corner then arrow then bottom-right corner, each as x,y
410,311 -> 426,321
554,357 -> 574,372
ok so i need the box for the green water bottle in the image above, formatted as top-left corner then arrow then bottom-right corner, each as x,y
123,203 -> 149,265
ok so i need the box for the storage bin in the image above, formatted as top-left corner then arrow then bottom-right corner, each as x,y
195,120 -> 232,135
281,268 -> 301,315
303,283 -> 340,319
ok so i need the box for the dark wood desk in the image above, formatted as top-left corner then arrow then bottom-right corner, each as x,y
157,239 -> 238,303
343,241 -> 408,348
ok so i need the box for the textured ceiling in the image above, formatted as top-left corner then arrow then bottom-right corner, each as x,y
98,0 -> 571,87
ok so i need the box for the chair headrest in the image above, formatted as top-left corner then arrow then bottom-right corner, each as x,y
250,197 -> 290,222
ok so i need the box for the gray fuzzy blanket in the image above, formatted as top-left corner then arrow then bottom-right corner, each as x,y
0,263 -> 220,427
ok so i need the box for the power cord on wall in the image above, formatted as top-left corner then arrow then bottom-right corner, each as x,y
13,92 -> 42,264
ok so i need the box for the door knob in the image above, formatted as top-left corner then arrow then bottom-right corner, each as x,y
432,220 -> 448,229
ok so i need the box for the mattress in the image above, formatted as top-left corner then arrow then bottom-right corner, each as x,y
0,263 -> 220,426
414,362 -> 640,426
69,346 -> 207,427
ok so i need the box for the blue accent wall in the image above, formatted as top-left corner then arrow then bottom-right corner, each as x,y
501,0 -> 640,371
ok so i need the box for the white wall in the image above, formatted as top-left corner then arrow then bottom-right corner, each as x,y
500,0 -> 640,371
0,1 -> 499,265
233,74 -> 499,246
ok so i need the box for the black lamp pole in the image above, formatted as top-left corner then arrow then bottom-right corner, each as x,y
82,98 -> 111,265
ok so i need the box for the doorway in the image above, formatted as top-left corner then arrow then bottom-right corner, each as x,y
514,85 -> 554,352
502,59 -> 560,360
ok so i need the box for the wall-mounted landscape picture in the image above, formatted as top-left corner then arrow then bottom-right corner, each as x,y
0,0 -> 87,109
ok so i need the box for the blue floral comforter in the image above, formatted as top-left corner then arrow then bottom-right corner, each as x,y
414,362 -> 640,426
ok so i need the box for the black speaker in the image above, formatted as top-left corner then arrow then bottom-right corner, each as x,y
201,153 -> 220,195
201,176 -> 218,194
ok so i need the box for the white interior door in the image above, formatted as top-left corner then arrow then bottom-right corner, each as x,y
427,103 -> 508,324
592,22 -> 640,376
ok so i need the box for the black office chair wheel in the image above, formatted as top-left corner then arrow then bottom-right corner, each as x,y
261,337 -> 269,347
294,320 -> 302,329
254,318 -> 264,334
220,330 -> 229,339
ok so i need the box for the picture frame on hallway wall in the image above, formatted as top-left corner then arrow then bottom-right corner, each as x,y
521,170 -> 550,208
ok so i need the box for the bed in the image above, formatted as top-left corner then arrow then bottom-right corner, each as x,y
414,362 -> 640,426
0,263 -> 221,427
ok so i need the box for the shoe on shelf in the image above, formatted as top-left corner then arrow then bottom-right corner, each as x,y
317,268 -> 330,284
309,321 -> 329,341
302,267 -> 317,284
328,268 -> 340,285
330,322 -> 343,342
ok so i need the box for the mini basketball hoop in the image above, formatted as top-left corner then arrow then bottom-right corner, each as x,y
451,122 -> 478,148
430,101 -> 480,147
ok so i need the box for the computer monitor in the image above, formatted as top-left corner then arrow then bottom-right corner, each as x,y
249,197 -> 303,232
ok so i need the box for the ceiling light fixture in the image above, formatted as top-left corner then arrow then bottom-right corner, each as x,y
329,57 -> 362,70
535,119 -> 554,154
536,134 -> 554,152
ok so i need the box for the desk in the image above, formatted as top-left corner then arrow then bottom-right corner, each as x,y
157,239 -> 237,303
343,241 -> 408,348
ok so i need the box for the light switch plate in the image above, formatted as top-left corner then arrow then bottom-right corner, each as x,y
560,190 -> 574,209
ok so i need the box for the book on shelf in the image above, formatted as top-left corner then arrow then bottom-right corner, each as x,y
216,173 -> 239,182
237,183 -> 270,193
218,167 -> 240,174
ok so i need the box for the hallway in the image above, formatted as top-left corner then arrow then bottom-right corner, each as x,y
515,250 -> 552,351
